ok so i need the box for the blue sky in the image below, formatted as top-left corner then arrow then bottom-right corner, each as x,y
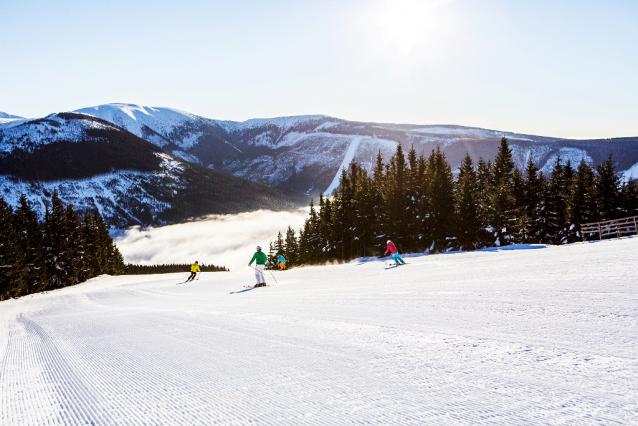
1,0 -> 636,138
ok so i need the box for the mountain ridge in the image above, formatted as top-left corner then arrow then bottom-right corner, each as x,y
74,103 -> 638,192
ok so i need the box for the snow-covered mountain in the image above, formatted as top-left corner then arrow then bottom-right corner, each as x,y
0,113 -> 306,228
75,104 -> 638,194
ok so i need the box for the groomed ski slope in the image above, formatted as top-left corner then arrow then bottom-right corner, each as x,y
2,238 -> 638,425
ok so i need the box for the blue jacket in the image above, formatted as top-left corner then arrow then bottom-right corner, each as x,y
278,255 -> 286,263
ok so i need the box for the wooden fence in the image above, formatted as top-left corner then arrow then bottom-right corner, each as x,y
580,216 -> 638,241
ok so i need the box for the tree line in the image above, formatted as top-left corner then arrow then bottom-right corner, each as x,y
0,191 -> 125,301
272,138 -> 638,267
125,263 -> 228,275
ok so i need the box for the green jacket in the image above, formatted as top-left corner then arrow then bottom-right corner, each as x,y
249,250 -> 268,265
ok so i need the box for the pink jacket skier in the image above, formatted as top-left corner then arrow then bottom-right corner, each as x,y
385,240 -> 406,265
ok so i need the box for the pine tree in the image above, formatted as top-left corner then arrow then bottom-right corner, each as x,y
595,154 -> 622,220
14,194 -> 48,294
384,145 -> 409,250
475,157 -> 494,246
544,156 -> 569,244
107,243 -> 125,275
372,151 -> 390,251
619,180 -> 638,218
567,160 -> 598,241
424,147 -> 455,252
0,196 -> 28,300
44,191 -> 72,288
523,158 -> 546,242
493,138 -> 515,187
284,226 -> 298,267
454,154 -> 481,250
489,138 -> 516,246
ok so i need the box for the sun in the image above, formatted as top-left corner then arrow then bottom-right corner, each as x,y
374,0 -> 443,54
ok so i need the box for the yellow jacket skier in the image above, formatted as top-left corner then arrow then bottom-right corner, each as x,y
187,261 -> 200,282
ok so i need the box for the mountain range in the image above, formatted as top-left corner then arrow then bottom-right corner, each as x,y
2,103 -> 637,227
0,112 -> 305,228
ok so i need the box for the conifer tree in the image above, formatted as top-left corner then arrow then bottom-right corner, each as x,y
372,151 -> 390,248
284,226 -> 298,267
424,147 -> 455,252
544,156 -> 569,244
351,163 -> 377,257
595,154 -> 621,220
107,242 -> 126,275
14,194 -> 48,294
62,205 -> 85,284
81,212 -> 108,280
493,138 -> 515,187
44,191 -> 70,289
385,145 -> 409,250
275,232 -> 285,258
619,180 -> 638,218
454,154 -> 481,250
0,196 -> 28,300
476,157 -> 494,246
489,138 -> 516,246
523,158 -> 546,242
567,160 -> 598,241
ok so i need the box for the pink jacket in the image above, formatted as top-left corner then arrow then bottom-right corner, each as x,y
385,242 -> 398,255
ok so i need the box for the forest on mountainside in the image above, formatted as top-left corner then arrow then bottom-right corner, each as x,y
269,138 -> 638,268
0,191 -> 125,301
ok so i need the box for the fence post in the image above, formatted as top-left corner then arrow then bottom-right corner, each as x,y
634,217 -> 637,236
598,223 -> 602,240
616,220 -> 621,238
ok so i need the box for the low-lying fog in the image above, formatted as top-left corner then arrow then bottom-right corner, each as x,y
115,209 -> 309,273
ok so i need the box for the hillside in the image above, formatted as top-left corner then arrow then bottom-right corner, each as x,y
76,103 -> 638,194
0,113 -> 306,227
1,237 -> 636,424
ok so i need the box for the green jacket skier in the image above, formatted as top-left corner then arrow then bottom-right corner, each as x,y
249,246 -> 268,286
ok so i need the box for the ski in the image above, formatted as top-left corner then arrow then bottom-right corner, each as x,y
244,285 -> 271,289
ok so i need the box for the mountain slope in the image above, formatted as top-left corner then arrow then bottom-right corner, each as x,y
76,104 -> 638,194
0,113 -> 306,227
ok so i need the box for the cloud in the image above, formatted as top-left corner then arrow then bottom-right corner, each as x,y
115,209 -> 309,272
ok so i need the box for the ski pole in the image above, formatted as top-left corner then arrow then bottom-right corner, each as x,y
248,264 -> 278,284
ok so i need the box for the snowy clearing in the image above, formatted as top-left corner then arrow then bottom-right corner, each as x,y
1,237 -> 637,425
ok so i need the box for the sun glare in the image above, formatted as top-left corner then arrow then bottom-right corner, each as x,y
375,0 -> 444,54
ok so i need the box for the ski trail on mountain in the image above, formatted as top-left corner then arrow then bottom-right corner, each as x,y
1,237 -> 638,424
325,136 -> 363,194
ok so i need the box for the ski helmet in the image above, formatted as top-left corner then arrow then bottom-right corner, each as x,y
256,246 -> 262,250
387,240 -> 391,244
195,260 -> 198,263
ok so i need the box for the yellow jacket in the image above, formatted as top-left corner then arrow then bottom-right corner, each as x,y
191,263 -> 200,272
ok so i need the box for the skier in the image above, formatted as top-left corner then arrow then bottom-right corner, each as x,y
278,254 -> 286,270
248,246 -> 268,287
187,261 -> 200,281
385,240 -> 406,265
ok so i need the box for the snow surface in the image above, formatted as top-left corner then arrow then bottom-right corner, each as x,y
622,161 -> 638,181
539,147 -> 593,175
2,236 -> 637,425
